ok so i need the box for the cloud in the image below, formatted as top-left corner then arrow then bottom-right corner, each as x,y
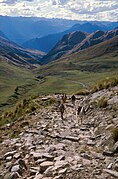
0,0 -> 118,21
1,0 -> 34,5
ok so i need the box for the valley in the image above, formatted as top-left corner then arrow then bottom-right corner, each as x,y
0,27 -> 118,111
0,15 -> 118,179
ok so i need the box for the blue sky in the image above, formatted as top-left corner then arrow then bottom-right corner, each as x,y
0,0 -> 118,21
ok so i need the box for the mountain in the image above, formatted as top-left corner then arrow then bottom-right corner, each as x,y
23,22 -> 118,53
0,36 -> 45,106
0,16 -> 77,44
41,28 -> 118,64
35,36 -> 118,89
69,22 -> 106,33
0,30 -> 8,39
66,27 -> 118,55
0,36 -> 45,68
40,31 -> 88,64
0,15 -> 117,46
23,33 -> 63,53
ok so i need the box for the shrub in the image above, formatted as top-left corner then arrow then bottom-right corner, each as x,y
48,98 -> 56,105
29,105 -> 36,112
112,127 -> 118,143
97,96 -> 108,108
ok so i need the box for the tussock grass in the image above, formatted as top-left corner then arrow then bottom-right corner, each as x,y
97,96 -> 108,108
112,127 -> 118,143
0,97 -> 38,126
76,75 -> 118,95
76,89 -> 90,96
92,76 -> 118,93
0,96 -> 57,127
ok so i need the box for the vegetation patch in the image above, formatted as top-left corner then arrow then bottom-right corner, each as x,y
97,96 -> 108,108
92,76 -> 118,93
112,127 -> 118,143
0,97 -> 39,127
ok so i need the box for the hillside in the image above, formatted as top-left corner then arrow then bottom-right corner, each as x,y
0,85 -> 118,178
42,28 -> 118,64
67,28 -> 118,56
0,34 -> 117,110
32,36 -> 118,95
0,58 -> 39,108
41,31 -> 88,64
0,36 -> 46,107
0,36 -> 45,67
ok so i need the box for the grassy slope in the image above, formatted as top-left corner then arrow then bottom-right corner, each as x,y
33,37 -> 118,94
0,58 -> 37,106
0,36 -> 118,110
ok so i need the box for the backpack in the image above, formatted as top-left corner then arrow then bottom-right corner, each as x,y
77,106 -> 82,115
59,104 -> 65,113
71,95 -> 76,101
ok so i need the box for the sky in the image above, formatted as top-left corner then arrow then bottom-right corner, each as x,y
0,0 -> 118,21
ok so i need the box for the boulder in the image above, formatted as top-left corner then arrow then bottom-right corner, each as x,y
11,165 -> 23,175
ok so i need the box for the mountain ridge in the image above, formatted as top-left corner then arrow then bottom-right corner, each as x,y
42,28 -> 118,64
0,36 -> 45,68
23,22 -> 118,53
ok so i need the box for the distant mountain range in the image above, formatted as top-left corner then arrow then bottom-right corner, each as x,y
0,26 -> 117,68
0,15 -> 117,69
41,28 -> 118,64
0,15 -> 117,49
0,36 -> 45,68
23,22 -> 118,53
0,30 -> 8,39
0,16 -> 78,44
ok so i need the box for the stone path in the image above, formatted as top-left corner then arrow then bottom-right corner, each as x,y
0,87 -> 118,179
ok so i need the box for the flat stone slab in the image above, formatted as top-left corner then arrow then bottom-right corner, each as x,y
4,151 -> 16,159
40,161 -> 54,173
103,169 -> 118,178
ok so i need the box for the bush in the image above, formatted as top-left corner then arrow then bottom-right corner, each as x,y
97,97 -> 108,108
112,127 -> 118,143
48,98 -> 56,105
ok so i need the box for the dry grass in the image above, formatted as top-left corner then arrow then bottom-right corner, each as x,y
112,127 -> 118,143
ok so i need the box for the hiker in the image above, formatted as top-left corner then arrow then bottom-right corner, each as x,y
76,105 -> 86,124
59,102 -> 65,120
62,93 -> 67,103
56,95 -> 61,107
71,95 -> 76,106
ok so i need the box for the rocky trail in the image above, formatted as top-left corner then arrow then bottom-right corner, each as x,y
0,87 -> 118,179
